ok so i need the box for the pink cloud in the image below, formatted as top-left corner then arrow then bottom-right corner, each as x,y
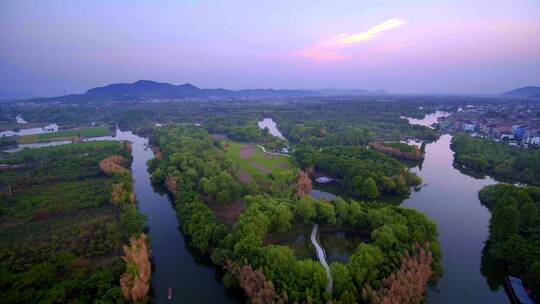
296,19 -> 405,62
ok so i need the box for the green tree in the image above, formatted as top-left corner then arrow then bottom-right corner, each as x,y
331,262 -> 358,302
296,197 -> 317,223
360,177 -> 379,199
490,205 -> 519,240
519,202 -> 538,229
348,244 -> 384,288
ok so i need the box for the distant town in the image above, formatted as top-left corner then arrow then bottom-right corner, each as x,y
439,101 -> 540,147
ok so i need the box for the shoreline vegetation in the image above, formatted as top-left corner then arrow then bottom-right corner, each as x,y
451,133 -> 540,185
294,145 -> 422,200
148,125 -> 441,303
368,142 -> 424,161
0,141 -> 148,303
478,184 -> 540,300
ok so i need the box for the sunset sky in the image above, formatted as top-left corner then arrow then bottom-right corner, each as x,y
1,0 -> 539,96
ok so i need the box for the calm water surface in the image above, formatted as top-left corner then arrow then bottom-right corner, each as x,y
257,117 -> 285,139
259,114 -> 509,303
402,115 -> 508,303
401,110 -> 450,129
6,116 -> 509,303
91,129 -> 238,303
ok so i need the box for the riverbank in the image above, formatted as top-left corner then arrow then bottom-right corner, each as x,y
402,112 -> 508,303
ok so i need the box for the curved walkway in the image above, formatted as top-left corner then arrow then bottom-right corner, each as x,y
310,224 -> 333,293
255,144 -> 291,157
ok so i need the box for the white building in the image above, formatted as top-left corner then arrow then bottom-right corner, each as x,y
524,133 -> 540,145
462,122 -> 476,132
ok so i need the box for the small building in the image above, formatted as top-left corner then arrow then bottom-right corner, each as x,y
524,132 -> 540,145
501,133 -> 515,141
511,125 -> 527,140
43,124 -> 58,132
462,121 -> 476,132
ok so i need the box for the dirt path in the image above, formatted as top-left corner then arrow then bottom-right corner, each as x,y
255,144 -> 291,157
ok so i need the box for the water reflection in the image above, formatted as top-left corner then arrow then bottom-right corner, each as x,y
319,231 -> 370,263
257,118 -> 285,139
3,128 -> 240,304
401,111 -> 450,129
401,113 -> 508,303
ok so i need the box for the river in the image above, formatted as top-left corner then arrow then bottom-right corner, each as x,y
49,129 -> 238,303
402,114 -> 508,303
258,117 -> 285,139
5,115 -> 509,303
259,115 -> 509,303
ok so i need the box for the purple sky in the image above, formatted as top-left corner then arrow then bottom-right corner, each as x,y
1,0 -> 539,96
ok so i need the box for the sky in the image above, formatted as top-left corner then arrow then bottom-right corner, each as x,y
1,0 -> 539,96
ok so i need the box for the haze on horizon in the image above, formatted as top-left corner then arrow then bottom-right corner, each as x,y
1,0 -> 539,97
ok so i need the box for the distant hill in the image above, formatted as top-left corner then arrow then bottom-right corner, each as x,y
24,80 -> 393,103
503,86 -> 540,97
315,88 -> 388,96
29,80 -> 322,102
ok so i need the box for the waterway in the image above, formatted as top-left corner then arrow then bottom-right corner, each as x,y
257,117 -> 285,139
3,128 -> 238,304
91,129 -> 239,303
5,114 -> 510,303
401,110 -> 450,129
402,114 -> 508,303
258,114 -> 509,303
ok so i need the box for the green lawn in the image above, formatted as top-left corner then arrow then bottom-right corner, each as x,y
225,141 -> 294,175
17,126 -> 112,144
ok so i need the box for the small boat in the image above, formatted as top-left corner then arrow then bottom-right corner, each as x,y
168,288 -> 173,301
505,276 -> 536,304
423,183 -> 428,187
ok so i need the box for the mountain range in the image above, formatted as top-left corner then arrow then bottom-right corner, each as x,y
26,80 -> 388,102
503,86 -> 540,97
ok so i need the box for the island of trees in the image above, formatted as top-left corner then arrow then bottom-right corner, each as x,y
294,145 -> 422,199
149,125 -> 441,303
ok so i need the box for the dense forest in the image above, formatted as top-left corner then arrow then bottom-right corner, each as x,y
0,141 -> 148,303
2,97 -> 439,144
294,146 -> 422,199
479,184 -> 540,298
451,134 -> 540,185
149,125 -> 441,303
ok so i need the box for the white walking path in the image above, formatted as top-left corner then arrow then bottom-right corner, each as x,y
310,224 -> 333,294
255,144 -> 291,157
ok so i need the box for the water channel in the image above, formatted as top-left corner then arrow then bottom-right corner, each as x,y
3,128 -> 238,303
3,114 -> 510,303
259,115 -> 509,303
88,129 -> 239,303
401,113 -> 508,303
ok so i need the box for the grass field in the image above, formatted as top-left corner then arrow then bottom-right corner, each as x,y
224,141 -> 293,175
17,126 -> 112,144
